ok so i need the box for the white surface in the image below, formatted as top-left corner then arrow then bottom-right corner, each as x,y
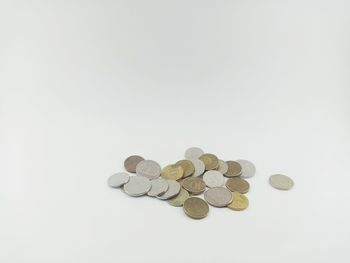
1,1 -> 350,262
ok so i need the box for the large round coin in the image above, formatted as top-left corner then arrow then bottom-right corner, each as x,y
168,188 -> 189,207
182,177 -> 206,195
161,164 -> 184,180
236,159 -> 256,178
136,160 -> 161,180
107,172 -> 130,188
156,180 -> 181,200
217,159 -> 228,174
124,155 -> 144,173
199,153 -> 219,170
185,147 -> 204,159
225,177 -> 250,193
225,161 -> 242,177
269,174 -> 294,190
175,160 -> 195,178
183,197 -> 209,219
203,170 -> 225,188
123,176 -> 151,197
189,158 -> 205,177
228,192 -> 249,211
204,187 -> 233,207
147,177 -> 169,197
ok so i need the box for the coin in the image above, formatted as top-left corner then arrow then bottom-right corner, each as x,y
217,159 -> 228,174
269,174 -> 294,190
236,159 -> 256,178
107,172 -> 130,188
161,164 -> 184,180
156,180 -> 181,200
204,187 -> 233,207
147,177 -> 169,197
182,177 -> 206,195
123,176 -> 151,197
168,188 -> 189,207
124,155 -> 144,173
199,153 -> 219,170
188,158 -> 205,177
136,160 -> 161,180
183,197 -> 209,219
175,160 -> 195,178
228,192 -> 249,211
185,147 -> 204,159
225,177 -> 250,193
225,161 -> 242,177
203,170 -> 225,188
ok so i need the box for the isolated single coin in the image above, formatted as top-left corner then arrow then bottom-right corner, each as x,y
228,192 -> 249,211
161,164 -> 184,180
236,159 -> 256,178
156,180 -> 181,200
225,177 -> 250,194
124,155 -> 144,173
168,188 -> 190,207
189,158 -> 205,177
182,177 -> 206,195
123,176 -> 151,197
204,187 -> 233,207
107,172 -> 130,188
147,177 -> 169,197
217,159 -> 228,174
269,174 -> 294,190
136,160 -> 161,180
225,161 -> 242,177
203,170 -> 225,188
185,147 -> 204,159
183,197 -> 209,219
199,153 -> 219,170
175,160 -> 195,178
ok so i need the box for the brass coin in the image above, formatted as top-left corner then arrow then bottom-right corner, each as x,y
124,155 -> 144,173
225,177 -> 250,193
228,192 -> 249,211
183,197 -> 209,219
161,164 -> 184,180
182,177 -> 206,195
168,188 -> 189,207
225,161 -> 242,177
199,153 -> 219,170
175,160 -> 195,178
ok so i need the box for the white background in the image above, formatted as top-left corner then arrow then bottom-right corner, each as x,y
1,1 -> 350,262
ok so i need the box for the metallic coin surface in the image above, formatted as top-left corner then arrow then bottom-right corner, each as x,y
189,158 -> 205,177
123,176 -> 151,197
156,180 -> 181,200
182,177 -> 206,195
161,164 -> 184,180
168,188 -> 190,207
269,174 -> 294,190
147,177 -> 169,197
175,160 -> 195,178
108,172 -> 130,188
236,159 -> 256,178
204,187 -> 233,207
217,159 -> 228,174
185,147 -> 204,160
203,170 -> 225,188
136,160 -> 161,180
124,155 -> 144,173
183,197 -> 209,219
199,153 -> 219,170
225,177 -> 250,193
225,161 -> 242,177
228,192 -> 249,211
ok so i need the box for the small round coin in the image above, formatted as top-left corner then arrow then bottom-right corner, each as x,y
228,192 -> 249,211
189,158 -> 205,177
183,197 -> 209,219
123,176 -> 151,197
204,187 -> 233,207
185,147 -> 204,159
175,160 -> 195,178
236,159 -> 256,178
225,161 -> 242,177
147,177 -> 169,197
182,177 -> 206,195
203,170 -> 225,188
156,180 -> 181,200
161,164 -> 184,180
168,188 -> 190,207
269,174 -> 294,190
136,160 -> 161,180
217,159 -> 228,174
225,177 -> 250,193
107,172 -> 130,188
199,153 -> 219,170
124,155 -> 144,173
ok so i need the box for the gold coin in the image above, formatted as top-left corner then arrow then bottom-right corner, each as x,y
161,164 -> 184,180
227,192 -> 249,211
181,177 -> 206,194
183,197 -> 209,219
199,153 -> 219,170
225,161 -> 242,177
168,188 -> 189,207
175,160 -> 195,178
225,177 -> 250,193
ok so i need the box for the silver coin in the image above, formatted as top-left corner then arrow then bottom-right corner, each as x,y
185,147 -> 204,160
217,159 -> 228,174
269,174 -> 294,190
147,177 -> 169,197
107,172 -> 130,188
136,160 -> 161,180
203,170 -> 225,188
204,187 -> 233,207
189,158 -> 205,177
236,159 -> 256,178
123,176 -> 151,197
156,180 -> 181,200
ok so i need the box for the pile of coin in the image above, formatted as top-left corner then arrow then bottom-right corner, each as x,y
107,147 -> 294,219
